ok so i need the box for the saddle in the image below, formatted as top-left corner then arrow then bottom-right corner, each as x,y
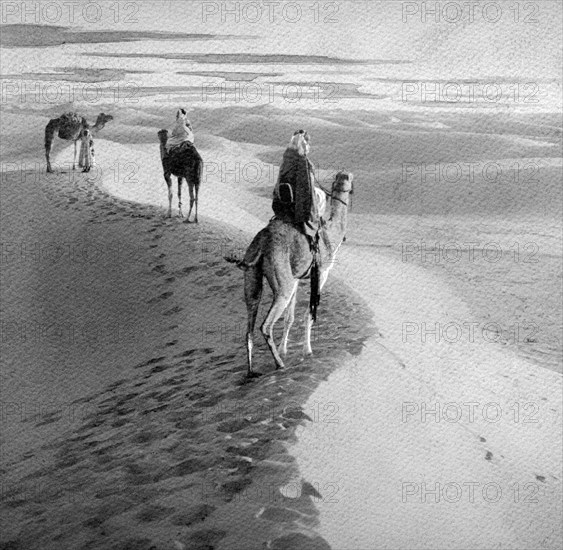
167,140 -> 196,156
58,112 -> 84,140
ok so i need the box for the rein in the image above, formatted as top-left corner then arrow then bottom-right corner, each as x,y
310,169 -> 350,207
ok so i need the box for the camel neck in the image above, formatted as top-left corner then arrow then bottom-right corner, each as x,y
327,193 -> 348,240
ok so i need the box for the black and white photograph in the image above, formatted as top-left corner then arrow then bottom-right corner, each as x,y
1,1 -> 562,548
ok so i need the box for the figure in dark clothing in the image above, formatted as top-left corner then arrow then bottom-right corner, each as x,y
272,130 -> 322,241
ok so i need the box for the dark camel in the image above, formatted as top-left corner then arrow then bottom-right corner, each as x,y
157,130 -> 202,222
44,112 -> 113,173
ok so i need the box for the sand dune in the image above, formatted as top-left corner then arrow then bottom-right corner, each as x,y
1,127 -> 560,549
97,137 -> 562,548
293,248 -> 562,549
0,139 -> 373,549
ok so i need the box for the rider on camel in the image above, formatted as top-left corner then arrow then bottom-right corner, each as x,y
272,130 -> 325,246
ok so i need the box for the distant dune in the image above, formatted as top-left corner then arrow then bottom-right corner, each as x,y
84,52 -> 410,65
0,24 -> 255,48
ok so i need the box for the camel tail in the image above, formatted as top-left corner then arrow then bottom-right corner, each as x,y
224,228 -> 266,270
309,257 -> 321,323
224,255 -> 248,270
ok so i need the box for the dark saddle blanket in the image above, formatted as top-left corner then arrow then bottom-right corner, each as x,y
167,140 -> 199,156
58,112 -> 85,140
163,141 -> 203,179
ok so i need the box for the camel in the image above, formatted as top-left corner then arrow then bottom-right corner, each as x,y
157,129 -> 202,222
228,171 -> 354,375
44,112 -> 113,173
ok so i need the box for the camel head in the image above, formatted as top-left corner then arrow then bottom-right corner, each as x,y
332,171 -> 354,196
93,113 -> 113,130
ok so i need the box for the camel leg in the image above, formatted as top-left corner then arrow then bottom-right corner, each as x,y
44,119 -> 59,173
261,281 -> 299,370
73,140 -> 78,170
303,270 -> 330,355
244,265 -> 263,375
186,184 -> 195,223
193,152 -> 202,224
280,284 -> 298,356
177,177 -> 184,218
164,173 -> 173,217
194,185 -> 199,223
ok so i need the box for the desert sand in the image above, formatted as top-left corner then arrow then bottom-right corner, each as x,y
0,137 -> 372,549
1,104 -> 561,550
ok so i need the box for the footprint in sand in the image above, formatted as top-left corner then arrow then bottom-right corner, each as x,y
136,504 -> 175,523
152,264 -> 167,274
174,349 -> 198,358
165,277 -> 176,283
214,267 -> 231,277
183,529 -> 227,549
170,504 -> 216,527
135,356 -> 166,369
163,306 -> 183,316
148,291 -> 173,304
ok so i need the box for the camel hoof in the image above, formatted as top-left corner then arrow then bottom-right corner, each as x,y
241,371 -> 263,384
183,219 -> 192,224
247,371 -> 263,378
